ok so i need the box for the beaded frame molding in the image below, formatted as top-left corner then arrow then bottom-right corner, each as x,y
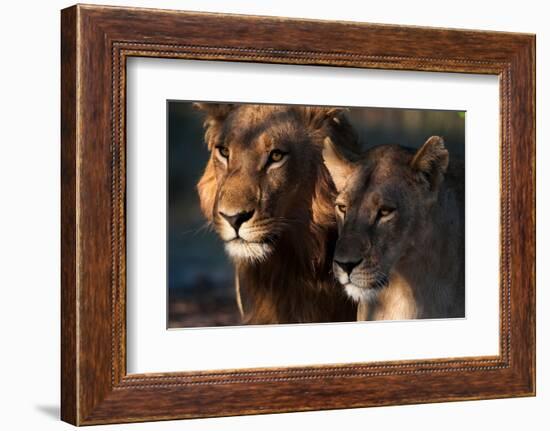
61,4 -> 535,425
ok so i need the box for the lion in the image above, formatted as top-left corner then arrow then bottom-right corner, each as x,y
322,136 -> 465,320
195,103 -> 358,325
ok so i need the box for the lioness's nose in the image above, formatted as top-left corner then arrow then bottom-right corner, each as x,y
334,259 -> 363,275
220,210 -> 255,233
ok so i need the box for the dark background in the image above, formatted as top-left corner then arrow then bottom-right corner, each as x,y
167,102 -> 465,328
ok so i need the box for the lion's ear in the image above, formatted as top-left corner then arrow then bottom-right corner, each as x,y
317,107 -> 349,127
193,102 -> 234,120
196,157 -> 217,221
322,137 -> 355,192
410,136 -> 449,191
193,103 -> 236,149
302,106 -> 349,131
301,106 -> 360,157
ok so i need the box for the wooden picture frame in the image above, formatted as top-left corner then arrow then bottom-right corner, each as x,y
61,4 -> 535,425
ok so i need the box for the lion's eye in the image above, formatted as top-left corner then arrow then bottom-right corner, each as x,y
378,207 -> 395,219
216,146 -> 230,159
268,149 -> 286,164
336,204 -> 347,215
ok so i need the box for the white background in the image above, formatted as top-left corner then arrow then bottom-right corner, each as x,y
0,0 -> 547,430
127,59 -> 500,373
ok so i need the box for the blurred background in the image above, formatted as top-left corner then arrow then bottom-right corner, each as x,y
167,101 -> 465,328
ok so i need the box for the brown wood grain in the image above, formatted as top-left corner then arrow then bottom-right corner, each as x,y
60,4 -> 536,425
60,5 -> 78,425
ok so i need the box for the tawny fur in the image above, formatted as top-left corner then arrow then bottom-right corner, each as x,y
324,136 -> 465,321
195,104 -> 358,324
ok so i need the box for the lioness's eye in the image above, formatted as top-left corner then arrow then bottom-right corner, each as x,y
378,207 -> 395,219
216,146 -> 229,159
336,204 -> 347,215
268,149 -> 287,164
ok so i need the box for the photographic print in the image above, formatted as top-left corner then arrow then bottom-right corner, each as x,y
61,6 -> 535,423
168,102 -> 465,328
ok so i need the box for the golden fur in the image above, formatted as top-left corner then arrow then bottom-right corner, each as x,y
195,103 -> 358,324
324,136 -> 465,320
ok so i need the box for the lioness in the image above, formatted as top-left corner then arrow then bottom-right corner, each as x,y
195,103 -> 358,324
323,136 -> 465,320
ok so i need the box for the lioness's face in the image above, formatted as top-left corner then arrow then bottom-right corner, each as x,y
331,156 -> 415,301
197,104 -> 346,263
323,137 -> 448,302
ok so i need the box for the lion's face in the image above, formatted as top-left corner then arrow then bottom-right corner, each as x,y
196,104 -> 353,263
323,136 -> 449,302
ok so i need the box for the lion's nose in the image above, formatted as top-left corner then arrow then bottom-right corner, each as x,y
220,210 -> 255,233
334,259 -> 363,275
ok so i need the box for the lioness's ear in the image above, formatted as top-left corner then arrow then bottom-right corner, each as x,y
322,137 -> 355,192
410,136 -> 449,191
193,103 -> 236,149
